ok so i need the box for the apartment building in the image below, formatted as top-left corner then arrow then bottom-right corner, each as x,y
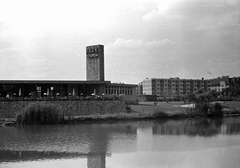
142,77 -> 211,98
210,76 -> 229,92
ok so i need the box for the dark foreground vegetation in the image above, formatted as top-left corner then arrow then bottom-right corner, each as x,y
184,89 -> 240,117
16,103 -> 62,125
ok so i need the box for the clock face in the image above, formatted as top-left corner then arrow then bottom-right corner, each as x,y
87,46 -> 99,57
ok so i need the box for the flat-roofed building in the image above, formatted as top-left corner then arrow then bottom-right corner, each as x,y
0,44 -> 137,103
210,76 -> 229,92
142,77 -> 211,98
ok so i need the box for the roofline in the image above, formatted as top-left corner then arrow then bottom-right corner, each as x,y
0,80 -> 111,84
143,78 -> 211,81
0,80 -> 137,86
107,83 -> 138,87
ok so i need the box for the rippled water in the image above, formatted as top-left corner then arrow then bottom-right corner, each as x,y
1,118 -> 240,168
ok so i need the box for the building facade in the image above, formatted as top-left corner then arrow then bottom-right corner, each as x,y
86,45 -> 104,81
142,77 -> 211,98
136,82 -> 143,95
0,44 -> 137,103
229,77 -> 240,91
210,76 -> 229,92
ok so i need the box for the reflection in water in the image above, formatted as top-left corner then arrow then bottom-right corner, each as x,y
0,118 -> 240,168
0,122 -> 137,168
0,150 -> 108,168
0,150 -> 86,162
88,153 -> 106,168
153,118 -> 240,136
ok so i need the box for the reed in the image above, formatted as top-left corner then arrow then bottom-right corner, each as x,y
16,102 -> 63,125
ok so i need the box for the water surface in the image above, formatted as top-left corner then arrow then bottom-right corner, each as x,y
1,118 -> 240,168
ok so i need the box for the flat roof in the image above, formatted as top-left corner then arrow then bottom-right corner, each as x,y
143,78 -> 211,81
106,83 -> 137,87
0,80 -> 111,84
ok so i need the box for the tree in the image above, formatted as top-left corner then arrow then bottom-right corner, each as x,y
208,90 -> 219,102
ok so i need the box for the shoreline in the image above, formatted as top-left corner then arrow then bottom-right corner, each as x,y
1,110 -> 240,127
1,101 -> 240,126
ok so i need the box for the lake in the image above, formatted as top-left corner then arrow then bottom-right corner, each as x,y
1,117 -> 240,168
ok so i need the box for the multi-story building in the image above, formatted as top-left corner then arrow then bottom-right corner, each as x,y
142,77 -> 211,98
210,76 -> 229,92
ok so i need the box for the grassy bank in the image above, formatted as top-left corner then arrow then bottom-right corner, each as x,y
130,101 -> 240,117
1,101 -> 240,126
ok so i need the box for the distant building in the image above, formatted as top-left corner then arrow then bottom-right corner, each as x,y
136,82 -> 143,95
142,77 -> 211,98
229,76 -> 240,91
210,76 -> 229,92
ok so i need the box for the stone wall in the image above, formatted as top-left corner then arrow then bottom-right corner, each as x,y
0,101 -> 127,118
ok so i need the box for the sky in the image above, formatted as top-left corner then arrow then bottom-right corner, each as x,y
0,0 -> 239,84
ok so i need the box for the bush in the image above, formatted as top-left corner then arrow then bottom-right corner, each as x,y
211,103 -> 223,116
16,103 -> 62,125
126,105 -> 132,113
152,110 -> 169,118
195,103 -> 209,116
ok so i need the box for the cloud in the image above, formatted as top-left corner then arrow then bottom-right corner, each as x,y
106,38 -> 174,50
142,0 -> 177,21
143,9 -> 160,22
194,12 -> 239,32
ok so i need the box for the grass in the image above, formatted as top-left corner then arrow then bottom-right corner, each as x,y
130,101 -> 187,114
130,101 -> 240,117
220,101 -> 240,110
2,100 -> 239,126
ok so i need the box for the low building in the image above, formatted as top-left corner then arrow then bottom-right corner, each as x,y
0,44 -> 137,103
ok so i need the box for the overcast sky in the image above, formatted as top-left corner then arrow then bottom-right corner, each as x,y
0,0 -> 239,84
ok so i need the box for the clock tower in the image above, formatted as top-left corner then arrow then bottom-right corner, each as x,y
86,45 -> 104,81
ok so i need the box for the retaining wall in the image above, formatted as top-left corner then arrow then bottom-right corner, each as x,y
0,101 -> 127,118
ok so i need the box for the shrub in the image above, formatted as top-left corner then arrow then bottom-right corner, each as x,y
152,110 -> 169,118
126,105 -> 132,113
16,103 -> 62,125
212,103 -> 223,116
195,103 -> 209,116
